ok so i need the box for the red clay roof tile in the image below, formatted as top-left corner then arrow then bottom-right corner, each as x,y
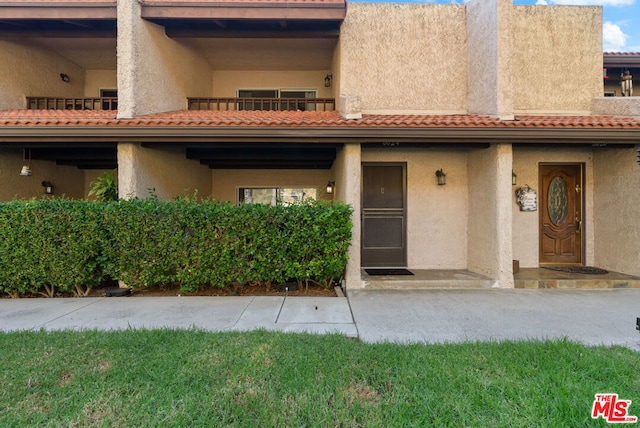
0,109 -> 639,130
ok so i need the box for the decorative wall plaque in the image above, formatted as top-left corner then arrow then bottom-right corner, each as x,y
516,185 -> 537,211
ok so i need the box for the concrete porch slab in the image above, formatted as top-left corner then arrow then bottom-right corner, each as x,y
515,268 -> 640,289
361,269 -> 498,290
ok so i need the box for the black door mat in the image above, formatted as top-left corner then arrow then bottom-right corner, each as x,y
365,268 -> 414,276
544,266 -> 609,275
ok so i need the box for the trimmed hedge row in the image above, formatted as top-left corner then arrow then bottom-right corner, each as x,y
0,199 -> 352,297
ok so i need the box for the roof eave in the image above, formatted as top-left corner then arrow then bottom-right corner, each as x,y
0,126 -> 638,144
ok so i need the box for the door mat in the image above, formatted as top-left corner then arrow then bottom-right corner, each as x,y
544,266 -> 609,275
365,268 -> 414,276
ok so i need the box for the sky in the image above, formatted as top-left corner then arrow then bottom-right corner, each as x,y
350,0 -> 640,52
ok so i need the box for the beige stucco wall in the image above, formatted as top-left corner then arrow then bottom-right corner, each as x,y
362,147 -> 469,270
512,146 -> 595,268
0,40 -> 85,110
592,97 -> 640,117
117,0 -> 212,117
211,71 -> 332,99
467,144 -> 513,287
466,0 -> 513,118
593,146 -> 640,276
84,70 -> 118,97
333,143 -> 361,289
211,169 -> 332,203
512,5 -> 602,115
0,148 -> 85,201
337,3 -> 467,114
118,143 -> 211,200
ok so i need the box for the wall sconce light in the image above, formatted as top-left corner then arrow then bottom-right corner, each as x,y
60,73 -> 70,83
20,148 -> 32,176
42,181 -> 54,195
512,170 -> 517,186
326,180 -> 335,194
324,74 -> 332,88
435,169 -> 446,185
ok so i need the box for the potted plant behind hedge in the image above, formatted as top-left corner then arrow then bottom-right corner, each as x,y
88,172 -> 118,202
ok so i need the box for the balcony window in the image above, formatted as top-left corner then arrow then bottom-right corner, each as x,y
238,89 -> 317,111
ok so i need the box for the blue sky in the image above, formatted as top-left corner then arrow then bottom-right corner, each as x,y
350,0 -> 640,52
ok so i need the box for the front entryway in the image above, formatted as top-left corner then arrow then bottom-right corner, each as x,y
361,163 -> 406,267
539,164 -> 584,265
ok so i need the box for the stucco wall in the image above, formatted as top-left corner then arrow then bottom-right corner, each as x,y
117,0 -> 212,117
84,70 -> 118,97
512,5 -> 602,115
593,146 -> 640,276
362,147 -> 469,269
467,144 -> 513,286
211,169 -> 332,203
338,3 -> 467,114
211,71 -> 332,99
512,146 -> 595,268
466,0 -> 513,117
118,143 -> 211,200
0,148 -> 85,201
0,40 -> 85,110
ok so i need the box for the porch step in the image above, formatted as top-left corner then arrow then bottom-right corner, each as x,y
514,268 -> 640,289
361,269 -> 497,290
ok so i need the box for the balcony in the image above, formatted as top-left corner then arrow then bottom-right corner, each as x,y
27,97 -> 118,111
187,98 -> 335,112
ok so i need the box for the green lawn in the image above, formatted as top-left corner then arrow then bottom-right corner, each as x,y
0,330 -> 638,427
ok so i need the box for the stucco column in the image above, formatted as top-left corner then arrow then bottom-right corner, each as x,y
333,143 -> 362,289
467,0 -> 513,119
117,142 -> 211,200
467,143 -> 514,288
117,0 -> 211,118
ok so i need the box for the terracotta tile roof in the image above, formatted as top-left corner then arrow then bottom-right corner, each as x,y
604,52 -> 640,56
0,109 -> 639,130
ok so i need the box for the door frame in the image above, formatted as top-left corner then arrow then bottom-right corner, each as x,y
361,162 -> 407,268
538,162 -> 585,266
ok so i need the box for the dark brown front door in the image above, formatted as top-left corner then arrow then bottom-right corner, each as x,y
539,164 -> 584,265
361,163 -> 406,267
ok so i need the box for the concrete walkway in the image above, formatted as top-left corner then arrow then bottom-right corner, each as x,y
1,289 -> 639,351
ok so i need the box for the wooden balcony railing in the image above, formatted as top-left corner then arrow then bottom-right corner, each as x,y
187,97 -> 336,112
27,97 -> 118,110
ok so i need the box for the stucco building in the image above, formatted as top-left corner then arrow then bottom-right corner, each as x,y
0,0 -> 639,289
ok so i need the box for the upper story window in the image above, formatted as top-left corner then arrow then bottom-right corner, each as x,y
238,89 -> 317,111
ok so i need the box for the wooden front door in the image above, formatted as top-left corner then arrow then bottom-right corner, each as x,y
361,163 -> 407,267
539,164 -> 584,265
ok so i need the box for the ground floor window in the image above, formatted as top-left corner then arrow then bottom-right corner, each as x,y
238,187 -> 317,206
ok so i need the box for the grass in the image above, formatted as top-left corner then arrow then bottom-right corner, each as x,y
0,330 -> 638,427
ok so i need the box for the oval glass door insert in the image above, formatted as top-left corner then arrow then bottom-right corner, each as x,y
547,176 -> 569,226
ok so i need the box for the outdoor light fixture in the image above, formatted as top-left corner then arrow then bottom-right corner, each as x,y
42,181 -> 54,195
435,169 -> 446,185
637,148 -> 640,164
512,170 -> 517,185
20,148 -> 32,176
60,73 -> 70,83
326,180 -> 335,194
324,74 -> 332,88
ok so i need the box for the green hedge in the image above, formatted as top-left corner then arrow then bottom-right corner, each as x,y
0,199 -> 352,297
